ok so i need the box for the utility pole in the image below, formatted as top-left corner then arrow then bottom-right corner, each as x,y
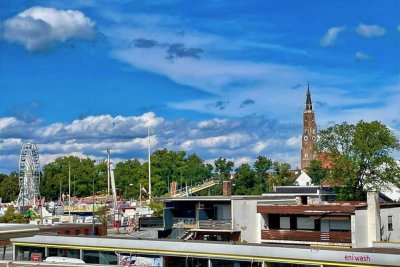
92,174 -> 95,236
148,126 -> 152,199
68,163 -> 71,219
107,148 -> 110,195
139,183 -> 142,209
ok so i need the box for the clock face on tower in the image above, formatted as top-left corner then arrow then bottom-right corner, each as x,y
312,135 -> 316,142
303,136 -> 308,141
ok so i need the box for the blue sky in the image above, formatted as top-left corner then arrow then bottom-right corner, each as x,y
0,0 -> 399,173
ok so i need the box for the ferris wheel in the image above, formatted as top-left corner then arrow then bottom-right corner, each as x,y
17,143 -> 40,206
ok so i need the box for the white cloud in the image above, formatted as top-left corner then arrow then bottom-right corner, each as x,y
355,51 -> 372,61
286,135 -> 301,148
0,117 -> 41,138
0,138 -> 23,151
320,26 -> 346,47
3,6 -> 95,51
252,141 -> 268,154
0,117 -> 22,132
181,133 -> 251,150
233,157 -> 252,167
356,24 -> 386,37
36,112 -> 163,138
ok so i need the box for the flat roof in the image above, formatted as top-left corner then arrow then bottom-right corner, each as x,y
0,224 -> 39,239
355,202 -> 400,210
159,195 -> 313,202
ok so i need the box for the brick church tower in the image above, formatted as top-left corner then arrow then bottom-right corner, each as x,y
301,84 -> 317,169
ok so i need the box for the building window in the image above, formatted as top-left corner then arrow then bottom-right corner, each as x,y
297,217 -> 314,230
280,217 -> 290,229
388,216 -> 393,231
48,248 -> 80,258
15,246 -> 45,261
83,250 -> 118,264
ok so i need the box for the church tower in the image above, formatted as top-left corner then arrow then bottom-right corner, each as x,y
301,84 -> 317,169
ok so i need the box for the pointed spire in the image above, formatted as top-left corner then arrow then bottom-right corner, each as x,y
305,83 -> 313,111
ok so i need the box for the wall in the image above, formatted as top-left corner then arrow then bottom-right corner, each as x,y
232,199 -> 259,243
353,209 -> 369,248
354,204 -> 400,248
380,206 -> 400,242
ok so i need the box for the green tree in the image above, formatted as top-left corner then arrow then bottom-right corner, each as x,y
306,159 -> 328,185
0,205 -> 25,223
318,121 -> 400,200
214,157 -> 234,180
0,172 -> 19,203
271,162 -> 294,187
114,159 -> 145,199
150,149 -> 186,196
41,156 -> 99,199
94,205 -> 111,226
0,173 -> 7,184
233,163 -> 256,195
182,153 -> 212,185
254,155 -> 273,193
148,199 -> 163,217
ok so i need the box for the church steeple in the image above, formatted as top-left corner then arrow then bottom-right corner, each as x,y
305,83 -> 313,111
301,84 -> 317,169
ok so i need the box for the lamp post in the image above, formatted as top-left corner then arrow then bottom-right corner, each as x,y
92,174 -> 95,236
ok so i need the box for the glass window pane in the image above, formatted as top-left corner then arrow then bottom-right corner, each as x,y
297,217 -> 314,230
280,217 -> 290,229
48,248 -> 80,259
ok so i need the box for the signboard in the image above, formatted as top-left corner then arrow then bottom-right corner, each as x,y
31,253 -> 42,262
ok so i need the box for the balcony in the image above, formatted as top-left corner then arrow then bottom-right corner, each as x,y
261,229 -> 351,243
197,220 -> 232,230
172,218 -> 196,229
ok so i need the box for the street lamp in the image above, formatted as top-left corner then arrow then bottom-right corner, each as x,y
92,174 -> 95,235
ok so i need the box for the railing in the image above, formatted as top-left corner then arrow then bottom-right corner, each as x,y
261,229 -> 351,243
167,228 -> 186,239
171,179 -> 218,197
198,220 -> 232,230
172,218 -> 196,228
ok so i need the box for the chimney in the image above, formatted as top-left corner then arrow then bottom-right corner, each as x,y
223,181 -> 232,196
367,191 -> 381,246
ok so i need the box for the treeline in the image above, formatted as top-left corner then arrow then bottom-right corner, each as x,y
0,172 -> 19,203
0,149 -> 295,202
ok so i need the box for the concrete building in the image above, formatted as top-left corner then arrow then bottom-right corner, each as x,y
353,192 -> 400,248
159,187 -> 400,250
9,234 -> 400,266
161,195 -> 256,242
